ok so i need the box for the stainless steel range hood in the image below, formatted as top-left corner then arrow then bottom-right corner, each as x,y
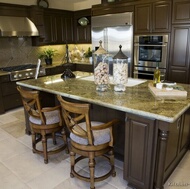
0,16 -> 39,37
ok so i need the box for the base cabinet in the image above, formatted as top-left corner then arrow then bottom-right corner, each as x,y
124,113 -> 157,189
124,109 -> 190,189
164,109 -> 190,181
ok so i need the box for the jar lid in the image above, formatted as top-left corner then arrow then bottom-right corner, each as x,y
113,45 -> 128,59
94,40 -> 107,55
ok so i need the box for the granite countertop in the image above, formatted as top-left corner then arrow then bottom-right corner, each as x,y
0,70 -> 10,76
16,71 -> 190,123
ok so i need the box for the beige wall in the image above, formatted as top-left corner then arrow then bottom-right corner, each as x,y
0,0 -> 101,10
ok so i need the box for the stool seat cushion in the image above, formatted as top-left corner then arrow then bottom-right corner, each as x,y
70,121 -> 110,146
29,110 -> 60,125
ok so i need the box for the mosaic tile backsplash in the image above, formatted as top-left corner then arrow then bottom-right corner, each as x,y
0,37 -> 92,68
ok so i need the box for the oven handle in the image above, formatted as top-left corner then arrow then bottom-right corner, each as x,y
134,44 -> 167,47
137,72 -> 165,77
138,72 -> 154,76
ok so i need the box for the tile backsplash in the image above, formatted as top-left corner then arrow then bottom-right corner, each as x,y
0,37 -> 92,68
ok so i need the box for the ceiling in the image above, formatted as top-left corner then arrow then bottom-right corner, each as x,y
0,0 -> 101,11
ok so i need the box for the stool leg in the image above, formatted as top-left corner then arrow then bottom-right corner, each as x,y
42,133 -> 48,164
70,151 -> 75,178
109,149 -> 116,177
62,128 -> 69,153
31,131 -> 36,153
52,133 -> 56,145
89,153 -> 95,189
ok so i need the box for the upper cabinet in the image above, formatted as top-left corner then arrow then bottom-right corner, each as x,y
167,0 -> 190,84
30,7 -> 74,46
43,9 -> 74,44
134,1 -> 171,34
172,0 -> 190,24
74,9 -> 91,44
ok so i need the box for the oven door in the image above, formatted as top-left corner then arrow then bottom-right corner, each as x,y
134,44 -> 168,69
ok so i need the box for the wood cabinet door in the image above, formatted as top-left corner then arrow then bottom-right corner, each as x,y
64,16 -> 74,43
168,25 -> 190,84
124,113 -> 156,189
164,117 -> 181,178
76,25 -> 91,43
152,1 -> 171,32
179,109 -> 190,153
172,0 -> 190,24
135,3 -> 151,34
43,14 -> 54,44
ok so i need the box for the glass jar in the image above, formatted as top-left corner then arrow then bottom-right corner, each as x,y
113,45 -> 128,92
93,41 -> 110,91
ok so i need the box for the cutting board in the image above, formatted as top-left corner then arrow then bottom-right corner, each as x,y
148,82 -> 187,98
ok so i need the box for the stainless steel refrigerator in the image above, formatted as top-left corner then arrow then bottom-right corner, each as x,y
91,12 -> 133,76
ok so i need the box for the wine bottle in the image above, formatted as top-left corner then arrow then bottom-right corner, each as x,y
153,63 -> 160,87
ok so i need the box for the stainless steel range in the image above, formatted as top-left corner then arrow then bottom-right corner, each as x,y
0,64 -> 46,81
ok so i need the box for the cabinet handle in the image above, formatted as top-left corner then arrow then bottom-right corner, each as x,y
125,117 -> 128,122
177,118 -> 181,130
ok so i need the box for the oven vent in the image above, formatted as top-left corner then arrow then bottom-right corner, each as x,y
0,16 -> 39,37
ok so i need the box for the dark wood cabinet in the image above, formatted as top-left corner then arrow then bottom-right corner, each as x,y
0,80 -> 22,111
124,110 -> 190,189
167,25 -> 190,84
124,113 -> 156,189
135,3 -> 151,33
92,1 -> 134,16
172,0 -> 190,24
135,1 -> 171,34
164,109 -> 190,181
74,9 -> 91,44
43,10 -> 74,44
30,7 -> 74,45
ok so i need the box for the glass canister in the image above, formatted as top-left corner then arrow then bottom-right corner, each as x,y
113,45 -> 128,92
94,41 -> 110,91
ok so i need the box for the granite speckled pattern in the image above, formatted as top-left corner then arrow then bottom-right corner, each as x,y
17,72 -> 190,123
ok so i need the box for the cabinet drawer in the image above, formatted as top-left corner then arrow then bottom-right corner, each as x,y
1,82 -> 17,96
0,75 -> 10,83
3,93 -> 22,110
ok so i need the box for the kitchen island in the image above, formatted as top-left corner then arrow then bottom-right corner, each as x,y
17,72 -> 190,189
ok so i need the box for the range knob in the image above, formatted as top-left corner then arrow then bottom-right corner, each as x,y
14,75 -> 18,78
18,74 -> 22,77
25,73 -> 29,76
30,72 -> 33,75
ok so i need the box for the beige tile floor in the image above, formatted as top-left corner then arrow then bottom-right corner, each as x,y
0,107 -> 190,189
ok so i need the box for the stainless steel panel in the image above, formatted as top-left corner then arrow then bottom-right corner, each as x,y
91,13 -> 133,76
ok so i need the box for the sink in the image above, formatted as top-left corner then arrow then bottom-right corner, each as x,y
79,76 -> 146,87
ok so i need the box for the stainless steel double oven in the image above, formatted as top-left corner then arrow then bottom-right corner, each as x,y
133,34 -> 169,80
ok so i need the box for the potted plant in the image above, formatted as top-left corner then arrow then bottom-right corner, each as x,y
39,47 -> 58,65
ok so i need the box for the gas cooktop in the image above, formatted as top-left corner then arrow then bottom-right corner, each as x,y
0,64 -> 46,81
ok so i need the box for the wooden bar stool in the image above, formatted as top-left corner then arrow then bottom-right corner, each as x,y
17,86 -> 68,164
57,95 -> 119,189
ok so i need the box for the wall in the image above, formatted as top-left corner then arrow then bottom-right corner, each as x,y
0,37 -> 92,68
0,0 -> 101,10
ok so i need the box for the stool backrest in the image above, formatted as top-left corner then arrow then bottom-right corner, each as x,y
17,86 -> 46,125
57,95 -> 94,145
